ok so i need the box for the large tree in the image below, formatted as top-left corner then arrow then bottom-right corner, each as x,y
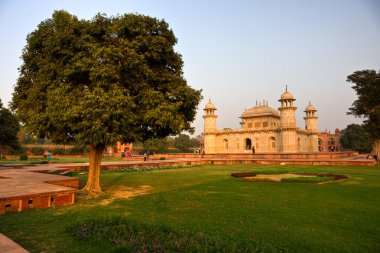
340,124 -> 372,153
346,70 -> 380,157
11,11 -> 202,194
0,99 -> 20,157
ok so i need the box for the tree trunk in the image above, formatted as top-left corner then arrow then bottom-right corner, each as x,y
82,144 -> 105,195
373,138 -> 380,162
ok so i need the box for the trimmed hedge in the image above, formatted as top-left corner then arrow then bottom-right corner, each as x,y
20,154 -> 28,161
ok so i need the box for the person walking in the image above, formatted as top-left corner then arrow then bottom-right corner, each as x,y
47,151 -> 52,164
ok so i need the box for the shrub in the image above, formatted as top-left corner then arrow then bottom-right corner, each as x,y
52,147 -> 65,155
20,153 -> 28,160
31,147 -> 44,155
40,160 -> 49,164
66,146 -> 85,155
159,157 -> 166,160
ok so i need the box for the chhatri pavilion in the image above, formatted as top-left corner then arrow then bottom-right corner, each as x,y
202,88 -> 319,153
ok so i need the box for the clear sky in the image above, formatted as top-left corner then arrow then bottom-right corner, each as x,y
1,0 -> 379,136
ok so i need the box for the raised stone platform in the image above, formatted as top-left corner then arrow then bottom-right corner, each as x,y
0,168 -> 78,215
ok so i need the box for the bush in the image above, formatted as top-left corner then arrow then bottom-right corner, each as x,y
66,146 -> 85,155
20,153 -> 28,161
159,157 -> 166,160
31,147 -> 44,155
40,160 -> 49,164
52,147 -> 65,155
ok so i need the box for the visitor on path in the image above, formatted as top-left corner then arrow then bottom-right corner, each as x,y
47,151 -> 52,164
144,152 -> 147,161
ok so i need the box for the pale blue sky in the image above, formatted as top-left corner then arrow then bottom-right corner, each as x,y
1,0 -> 379,136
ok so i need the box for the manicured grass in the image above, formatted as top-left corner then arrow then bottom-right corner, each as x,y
1,164 -> 380,252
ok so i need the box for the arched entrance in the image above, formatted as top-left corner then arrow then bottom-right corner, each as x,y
245,138 -> 252,150
328,138 -> 336,151
223,139 -> 228,150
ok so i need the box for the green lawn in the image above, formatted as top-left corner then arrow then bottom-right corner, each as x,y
1,164 -> 380,252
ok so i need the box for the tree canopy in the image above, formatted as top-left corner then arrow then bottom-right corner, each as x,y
0,99 -> 20,153
346,70 -> 380,157
11,10 -> 202,193
340,124 -> 372,153
174,134 -> 192,151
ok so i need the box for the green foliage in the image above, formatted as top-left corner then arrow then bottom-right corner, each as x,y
141,137 -> 169,153
159,157 -> 166,160
19,153 -> 28,160
52,147 -> 65,155
0,99 -> 20,151
31,146 -> 44,155
347,70 -> 380,141
66,146 -> 85,155
190,137 -> 199,147
174,134 -> 192,151
340,124 -> 372,152
11,10 -> 202,148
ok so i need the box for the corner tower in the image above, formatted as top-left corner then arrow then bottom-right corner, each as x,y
278,87 -> 298,152
304,102 -> 318,133
304,102 -> 319,152
203,100 -> 217,132
203,100 -> 217,154
278,86 -> 297,129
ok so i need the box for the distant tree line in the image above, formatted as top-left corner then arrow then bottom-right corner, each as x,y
139,134 -> 200,154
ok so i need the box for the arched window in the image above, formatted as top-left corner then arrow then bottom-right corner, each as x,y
223,139 -> 228,150
328,138 -> 336,151
328,138 -> 335,146
245,138 -> 252,150
318,138 -> 323,151
269,137 -> 276,149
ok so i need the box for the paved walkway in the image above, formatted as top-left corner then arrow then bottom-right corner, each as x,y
0,233 -> 29,253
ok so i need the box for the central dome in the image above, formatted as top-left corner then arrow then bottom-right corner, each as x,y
241,104 -> 280,118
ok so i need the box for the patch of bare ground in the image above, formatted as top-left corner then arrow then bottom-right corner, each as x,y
243,173 -> 314,182
233,172 -> 348,184
99,185 -> 152,205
